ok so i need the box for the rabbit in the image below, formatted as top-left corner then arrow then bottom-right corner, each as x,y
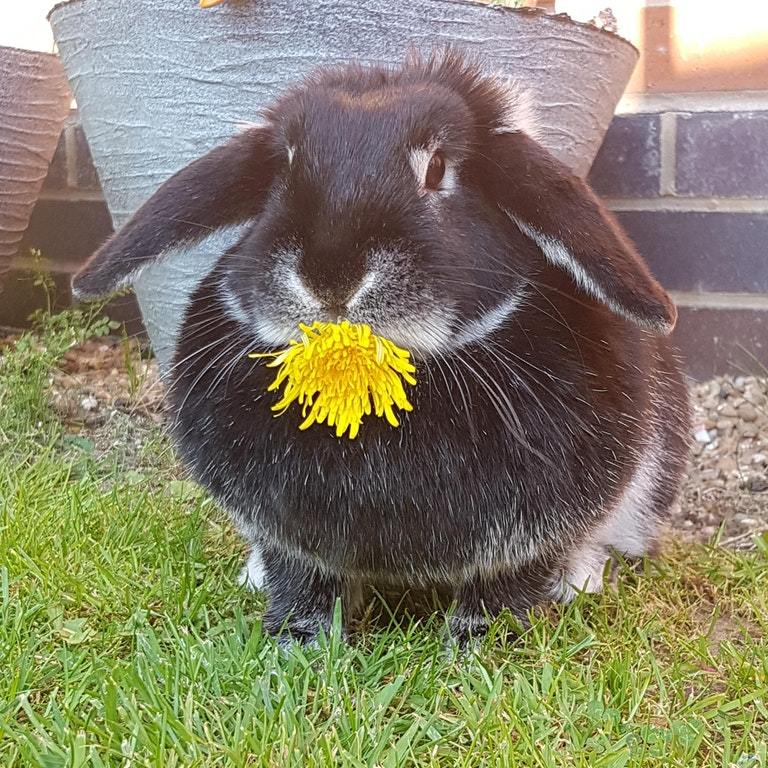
72,51 -> 691,646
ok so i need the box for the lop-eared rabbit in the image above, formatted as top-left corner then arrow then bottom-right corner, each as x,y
74,53 -> 690,645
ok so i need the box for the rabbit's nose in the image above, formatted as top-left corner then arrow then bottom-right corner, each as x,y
300,271 -> 361,311
299,253 -> 367,310
287,264 -> 370,315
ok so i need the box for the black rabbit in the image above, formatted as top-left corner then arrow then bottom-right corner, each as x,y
74,52 -> 690,645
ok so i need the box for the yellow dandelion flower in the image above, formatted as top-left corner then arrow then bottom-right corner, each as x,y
250,320 -> 416,439
199,0 -> 226,7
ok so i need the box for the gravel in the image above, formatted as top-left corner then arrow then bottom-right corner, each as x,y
39,337 -> 768,551
677,375 -> 768,549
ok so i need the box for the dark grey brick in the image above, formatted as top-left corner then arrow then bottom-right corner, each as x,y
42,131 -> 69,191
0,268 -> 72,327
616,210 -> 768,293
73,125 -> 102,190
676,111 -> 768,197
674,304 -> 768,380
19,199 -> 113,268
588,114 -> 660,198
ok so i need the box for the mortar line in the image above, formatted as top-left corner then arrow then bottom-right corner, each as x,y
670,291 -> 768,311
617,90 -> 768,115
659,112 -> 677,197
37,189 -> 106,203
603,197 -> 768,213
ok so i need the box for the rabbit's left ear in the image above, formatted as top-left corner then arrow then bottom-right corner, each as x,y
72,125 -> 280,299
482,131 -> 676,334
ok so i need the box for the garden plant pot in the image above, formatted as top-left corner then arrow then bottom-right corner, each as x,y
49,0 -> 638,371
0,46 -> 71,288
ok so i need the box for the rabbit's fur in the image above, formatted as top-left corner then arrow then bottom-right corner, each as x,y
74,52 -> 690,645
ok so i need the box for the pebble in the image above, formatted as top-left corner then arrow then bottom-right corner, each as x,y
80,395 -> 98,412
681,374 -> 768,546
746,476 -> 768,493
738,404 -> 758,422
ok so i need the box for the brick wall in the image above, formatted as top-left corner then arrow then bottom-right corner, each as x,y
587,94 -> 768,380
564,0 -> 768,378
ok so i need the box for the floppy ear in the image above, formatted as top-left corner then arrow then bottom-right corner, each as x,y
72,126 -> 280,299
483,131 -> 676,334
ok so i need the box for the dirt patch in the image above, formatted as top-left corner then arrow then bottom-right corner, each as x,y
49,337 -> 166,470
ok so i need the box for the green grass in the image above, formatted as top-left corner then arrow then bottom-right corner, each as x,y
1,311 -> 767,767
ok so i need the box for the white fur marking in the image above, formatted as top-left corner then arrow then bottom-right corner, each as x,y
285,267 -> 321,309
559,432 -> 666,602
452,289 -> 528,348
559,544 -> 609,602
381,306 -> 457,357
93,222 -> 249,302
409,147 -> 431,186
220,282 -> 251,325
253,317 -> 298,347
438,164 -> 457,196
596,435 -> 665,557
510,214 -> 634,324
346,270 -> 379,309
238,546 -> 266,591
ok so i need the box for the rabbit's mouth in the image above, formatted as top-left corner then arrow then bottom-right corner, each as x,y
220,269 -> 528,360
245,305 -> 458,360
219,250 -> 462,358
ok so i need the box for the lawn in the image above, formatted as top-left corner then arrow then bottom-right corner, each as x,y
1,309 -> 767,767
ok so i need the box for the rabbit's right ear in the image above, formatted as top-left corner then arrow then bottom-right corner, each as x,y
481,130 -> 677,334
72,126 -> 280,299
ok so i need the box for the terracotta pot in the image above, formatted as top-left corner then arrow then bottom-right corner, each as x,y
49,0 -> 638,369
0,46 -> 71,287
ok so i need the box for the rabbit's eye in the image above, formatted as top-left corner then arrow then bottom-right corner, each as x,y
425,151 -> 445,190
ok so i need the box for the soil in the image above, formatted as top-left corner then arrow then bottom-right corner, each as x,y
49,337 -> 166,470
32,336 -> 768,550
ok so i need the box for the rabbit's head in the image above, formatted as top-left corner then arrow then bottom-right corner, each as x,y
74,51 -> 676,356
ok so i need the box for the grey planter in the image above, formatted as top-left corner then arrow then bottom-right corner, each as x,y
0,46 -> 71,287
49,0 -> 638,370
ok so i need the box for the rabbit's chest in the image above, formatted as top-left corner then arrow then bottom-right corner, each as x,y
170,375 -> 608,576
182,402 -> 493,562
169,326 -> 629,575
